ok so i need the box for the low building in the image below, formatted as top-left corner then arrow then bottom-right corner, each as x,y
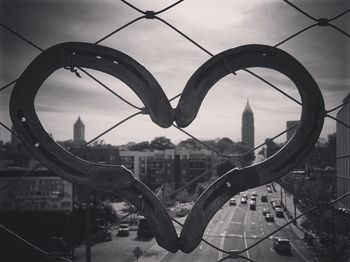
119,149 -> 214,190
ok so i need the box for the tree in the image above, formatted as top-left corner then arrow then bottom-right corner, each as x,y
216,137 -> 234,153
150,136 -> 175,150
264,138 -> 282,158
177,138 -> 205,150
305,133 -> 336,169
217,160 -> 236,177
129,141 -> 150,151
233,142 -> 255,166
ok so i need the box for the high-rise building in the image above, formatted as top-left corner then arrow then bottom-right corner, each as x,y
286,120 -> 300,142
73,116 -> 85,145
336,92 -> 350,210
241,100 -> 254,150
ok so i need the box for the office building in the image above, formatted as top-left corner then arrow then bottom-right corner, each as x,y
73,116 -> 85,145
336,92 -> 350,210
241,100 -> 254,150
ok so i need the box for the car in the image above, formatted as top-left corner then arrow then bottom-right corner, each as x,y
251,196 -> 257,201
265,213 -> 275,222
273,238 -> 291,254
261,194 -> 268,202
267,186 -> 272,193
262,208 -> 270,216
229,198 -> 236,206
241,197 -> 247,204
272,201 -> 282,210
249,200 -> 256,210
251,191 -> 257,197
275,208 -> 284,218
117,224 -> 130,236
137,217 -> 154,238
242,193 -> 248,199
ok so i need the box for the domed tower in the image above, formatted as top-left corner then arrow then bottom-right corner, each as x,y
241,100 -> 255,150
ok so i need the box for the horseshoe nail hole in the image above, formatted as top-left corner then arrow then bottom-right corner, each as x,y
34,142 -> 40,148
96,56 -> 102,59
113,60 -> 119,65
20,117 -> 26,123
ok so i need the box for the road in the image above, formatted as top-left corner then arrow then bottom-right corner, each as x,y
73,185 -> 315,262
163,185 -> 315,262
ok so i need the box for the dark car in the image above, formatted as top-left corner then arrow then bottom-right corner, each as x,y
265,213 -> 274,222
137,218 -> 154,238
229,198 -> 236,206
117,224 -> 130,236
261,194 -> 268,202
274,238 -> 291,254
262,208 -> 270,216
249,200 -> 256,210
275,208 -> 284,218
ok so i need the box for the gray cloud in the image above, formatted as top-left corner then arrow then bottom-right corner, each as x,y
1,0 -> 349,146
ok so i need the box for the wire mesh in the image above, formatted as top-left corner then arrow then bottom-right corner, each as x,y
0,0 -> 349,261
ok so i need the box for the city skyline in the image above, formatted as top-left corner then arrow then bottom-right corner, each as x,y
1,0 -> 348,149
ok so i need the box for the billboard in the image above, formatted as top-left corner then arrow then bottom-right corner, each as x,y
0,170 -> 73,212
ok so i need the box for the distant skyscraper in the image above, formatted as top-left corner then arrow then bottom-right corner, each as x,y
286,120 -> 300,142
74,116 -> 85,145
241,100 -> 254,150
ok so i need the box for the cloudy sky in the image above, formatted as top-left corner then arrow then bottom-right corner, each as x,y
0,0 -> 349,148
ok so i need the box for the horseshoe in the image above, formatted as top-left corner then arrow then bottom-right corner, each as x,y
9,42 -> 178,252
176,44 -> 325,252
10,43 -> 325,254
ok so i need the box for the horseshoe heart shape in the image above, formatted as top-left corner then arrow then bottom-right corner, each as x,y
10,42 -> 324,253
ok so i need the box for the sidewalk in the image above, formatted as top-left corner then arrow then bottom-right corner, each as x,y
133,214 -> 186,262
274,183 -> 318,262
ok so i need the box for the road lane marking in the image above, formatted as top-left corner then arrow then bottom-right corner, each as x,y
199,245 -> 202,250
243,211 -> 248,225
227,233 -> 242,238
230,221 -> 242,224
290,242 -> 310,262
243,231 -> 250,259
218,231 -> 227,261
251,235 -> 257,239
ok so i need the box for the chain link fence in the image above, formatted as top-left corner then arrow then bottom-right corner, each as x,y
0,0 -> 349,261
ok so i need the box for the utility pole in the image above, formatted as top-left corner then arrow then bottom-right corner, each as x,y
331,206 -> 335,262
85,193 -> 91,262
280,185 -> 283,205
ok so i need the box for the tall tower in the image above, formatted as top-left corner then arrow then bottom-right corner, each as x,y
241,100 -> 255,150
74,116 -> 85,145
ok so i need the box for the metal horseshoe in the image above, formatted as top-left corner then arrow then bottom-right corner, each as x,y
175,44 -> 325,252
9,42 -> 178,252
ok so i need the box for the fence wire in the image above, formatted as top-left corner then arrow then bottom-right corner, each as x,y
0,0 -> 349,261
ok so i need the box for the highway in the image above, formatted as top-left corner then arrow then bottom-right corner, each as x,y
163,185 -> 315,262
